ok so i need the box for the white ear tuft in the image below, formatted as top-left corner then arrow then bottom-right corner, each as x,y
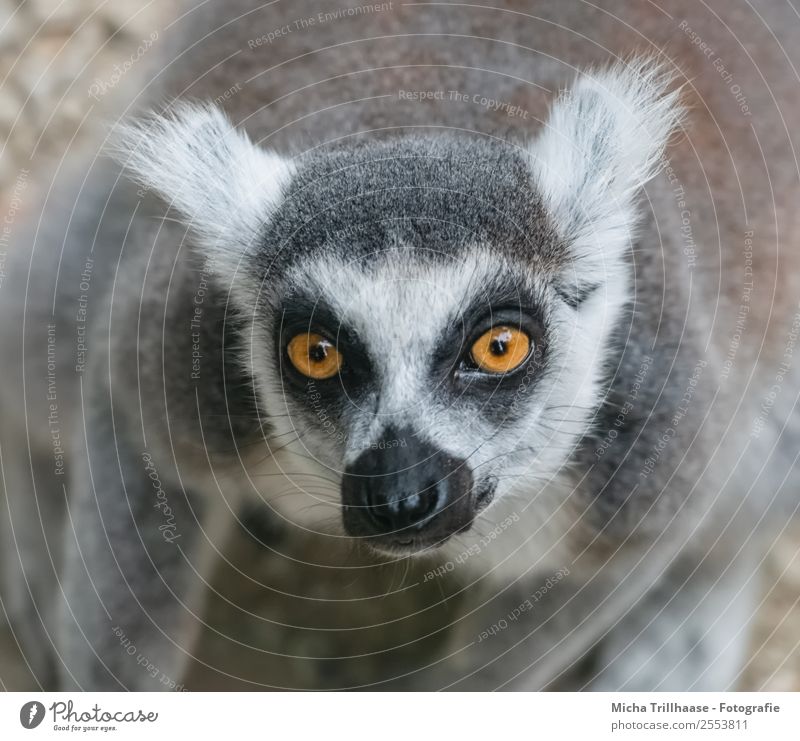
530,58 -> 685,286
111,102 -> 294,276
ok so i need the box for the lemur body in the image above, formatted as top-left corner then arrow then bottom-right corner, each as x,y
1,1 -> 799,690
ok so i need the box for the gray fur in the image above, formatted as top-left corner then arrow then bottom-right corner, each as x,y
1,0 -> 799,690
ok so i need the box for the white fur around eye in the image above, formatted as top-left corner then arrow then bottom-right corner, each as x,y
112,102 -> 294,278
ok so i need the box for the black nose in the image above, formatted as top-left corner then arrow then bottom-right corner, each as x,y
341,428 -> 474,547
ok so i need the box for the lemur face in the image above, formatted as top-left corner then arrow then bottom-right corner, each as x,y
271,246 -> 564,552
254,141 -> 592,553
118,61 -> 682,554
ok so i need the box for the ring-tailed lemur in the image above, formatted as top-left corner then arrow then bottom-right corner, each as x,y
1,0 -> 799,691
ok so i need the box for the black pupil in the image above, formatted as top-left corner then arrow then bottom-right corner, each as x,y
490,332 -> 511,356
309,342 -> 328,363
489,339 -> 506,356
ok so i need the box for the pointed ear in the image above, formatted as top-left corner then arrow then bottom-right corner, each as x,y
112,102 -> 294,278
530,59 -> 684,294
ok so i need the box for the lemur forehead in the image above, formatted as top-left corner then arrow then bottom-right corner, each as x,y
280,248 -> 549,344
255,136 -> 562,274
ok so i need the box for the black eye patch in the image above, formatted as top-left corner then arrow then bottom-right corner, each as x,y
425,294 -> 549,426
274,294 -> 373,398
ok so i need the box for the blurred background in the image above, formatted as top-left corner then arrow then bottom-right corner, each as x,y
0,0 -> 798,691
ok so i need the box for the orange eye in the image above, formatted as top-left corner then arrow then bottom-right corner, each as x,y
470,325 -> 531,374
287,332 -> 343,379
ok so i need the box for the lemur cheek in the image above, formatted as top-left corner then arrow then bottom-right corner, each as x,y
475,476 -> 498,511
